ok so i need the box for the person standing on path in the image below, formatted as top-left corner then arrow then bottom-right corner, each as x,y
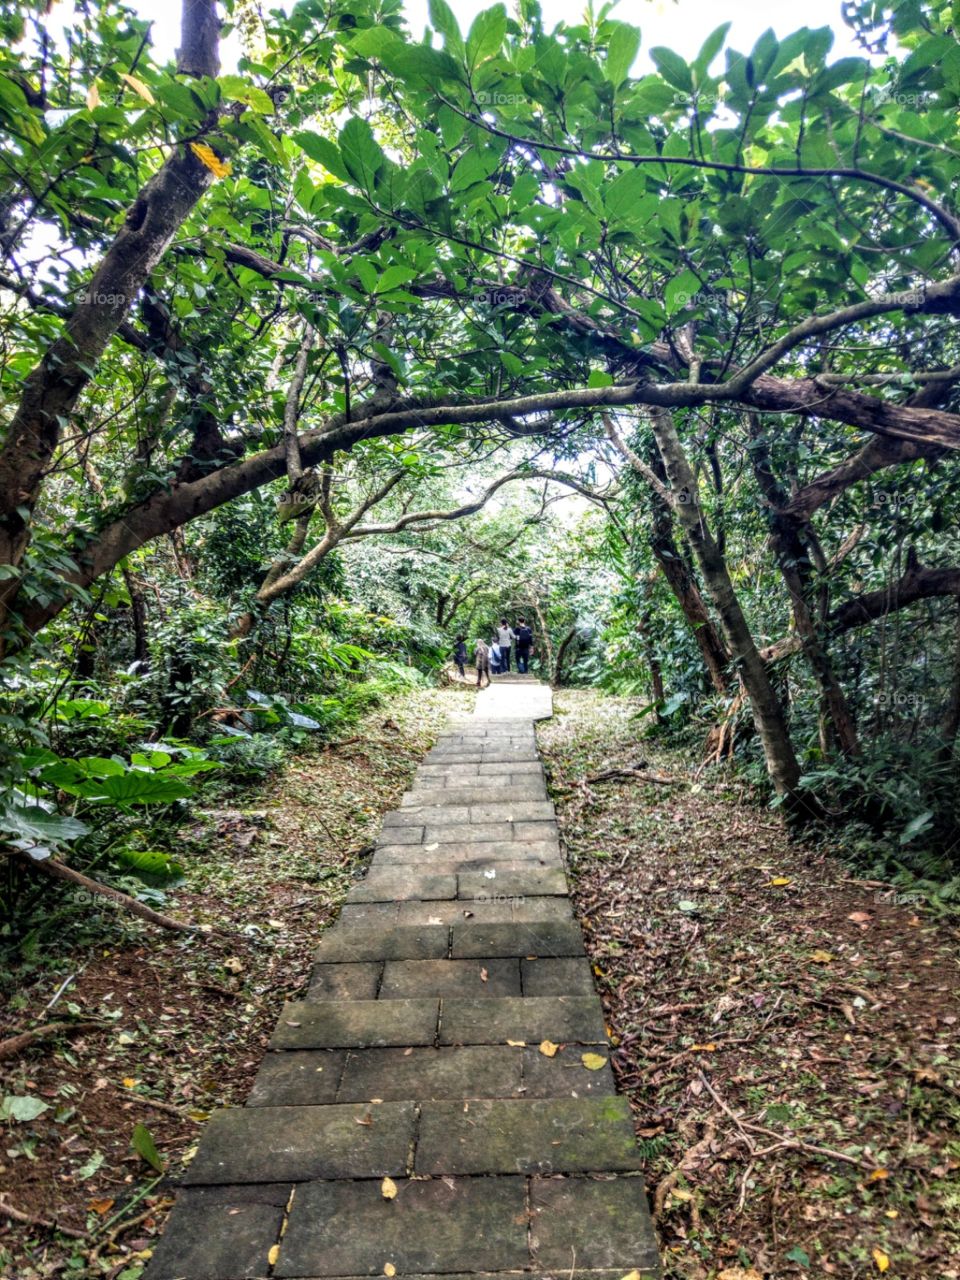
515,617 -> 534,673
497,618 -> 516,672
474,638 -> 491,688
490,637 -> 502,675
453,635 -> 468,679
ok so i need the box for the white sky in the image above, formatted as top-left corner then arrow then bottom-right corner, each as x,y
130,0 -> 863,70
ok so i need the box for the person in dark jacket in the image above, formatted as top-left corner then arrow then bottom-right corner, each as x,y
453,635 -> 467,679
514,618 -> 534,673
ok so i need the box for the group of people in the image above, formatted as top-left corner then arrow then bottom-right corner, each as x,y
453,618 -> 535,687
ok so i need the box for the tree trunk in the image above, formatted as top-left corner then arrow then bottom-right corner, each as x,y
649,409 -> 811,813
553,626 -> 578,687
748,425 -> 860,756
0,0 -> 220,646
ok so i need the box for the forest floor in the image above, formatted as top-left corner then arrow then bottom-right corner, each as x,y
538,691 -> 960,1280
0,683 -> 470,1280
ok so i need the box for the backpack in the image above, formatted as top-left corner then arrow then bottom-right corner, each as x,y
516,625 -> 533,647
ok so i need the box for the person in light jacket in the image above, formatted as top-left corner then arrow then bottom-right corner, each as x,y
474,638 -> 491,688
496,618 -> 517,672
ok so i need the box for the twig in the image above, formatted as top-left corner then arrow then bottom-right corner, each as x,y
0,1199 -> 88,1240
653,1120 -> 716,1217
0,1020 -> 106,1062
110,1089 -> 197,1121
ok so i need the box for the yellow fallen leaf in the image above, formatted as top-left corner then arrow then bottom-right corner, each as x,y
872,1247 -> 890,1273
86,82 -> 100,109
718,1269 -> 763,1280
670,1187 -> 693,1201
120,73 -> 156,105
190,141 -> 232,179
268,1245 -> 280,1266
809,950 -> 834,964
381,1177 -> 398,1200
581,1053 -> 607,1071
122,1077 -> 138,1088
868,1168 -> 889,1181
768,877 -> 791,886
884,1209 -> 898,1219
223,956 -> 243,973
539,1039 -> 559,1057
690,1043 -> 717,1053
506,1039 -> 525,1047
619,1272 -> 642,1280
88,1197 -> 115,1215
384,1265 -> 396,1277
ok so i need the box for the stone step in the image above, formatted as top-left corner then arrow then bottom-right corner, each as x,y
144,692 -> 660,1280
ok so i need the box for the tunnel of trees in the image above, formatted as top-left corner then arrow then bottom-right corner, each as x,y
2,0 -> 960,933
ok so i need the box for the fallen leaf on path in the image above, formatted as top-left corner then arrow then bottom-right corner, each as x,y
690,1043 -> 717,1052
268,1246 -> 280,1266
223,957 -> 243,974
381,1177 -> 398,1200
809,950 -> 834,964
873,1247 -> 890,1272
581,1053 -> 607,1070
506,1039 -> 526,1047
768,877 -> 792,886
355,1111 -> 373,1126
848,912 -> 871,923
87,1198 -> 114,1215
384,1265 -> 396,1276
539,1040 -> 559,1057
480,967 -> 489,982
718,1269 -> 763,1280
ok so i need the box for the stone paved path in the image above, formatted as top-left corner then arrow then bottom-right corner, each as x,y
146,680 -> 660,1280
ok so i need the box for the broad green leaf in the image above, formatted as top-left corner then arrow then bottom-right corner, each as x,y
605,24 -> 640,86
294,131 -> 350,182
467,5 -> 507,71
1,1095 -> 50,1123
650,46 -> 692,92
131,1122 -> 164,1173
338,117 -> 385,191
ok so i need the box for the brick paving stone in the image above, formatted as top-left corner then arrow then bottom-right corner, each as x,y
451,919 -> 585,958
375,838 -> 561,863
403,783 -> 547,806
397,899 -> 517,926
379,957 -> 520,998
424,821 -> 516,844
144,1183 -> 290,1280
415,1097 -> 639,1174
312,924 -> 448,963
373,824 -> 424,846
184,1102 -> 416,1183
468,801 -> 556,823
337,901 -> 400,927
247,1050 -> 346,1106
275,1177 -> 528,1278
520,1044 -> 617,1097
530,1175 -> 661,1273
346,870 -> 457,902
307,961 -> 382,1000
459,866 -> 567,898
510,896 -> 574,922
336,1045 -> 525,1101
383,805 -> 471,827
439,995 -> 606,1044
513,820 -> 563,843
270,998 -> 438,1048
521,956 -> 596,996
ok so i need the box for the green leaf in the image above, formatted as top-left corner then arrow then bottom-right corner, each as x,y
650,46 -> 692,92
429,0 -> 465,57
88,774 -> 194,804
605,24 -> 640,86
588,369 -> 614,387
131,1122 -> 164,1173
467,5 -> 507,70
1,803 -> 89,843
338,117 -> 385,191
114,848 -> 185,883
1,1095 -> 50,1123
785,1246 -> 810,1268
294,131 -> 350,182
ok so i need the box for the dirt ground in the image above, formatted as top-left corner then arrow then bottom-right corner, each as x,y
0,685 -> 468,1280
538,690 -> 960,1280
